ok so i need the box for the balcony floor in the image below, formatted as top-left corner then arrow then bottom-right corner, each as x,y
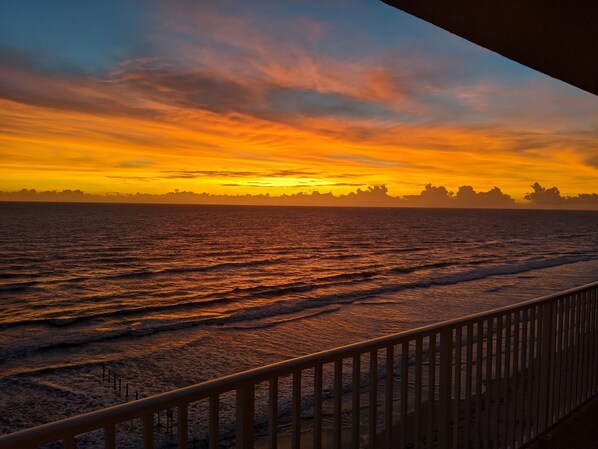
528,395 -> 598,449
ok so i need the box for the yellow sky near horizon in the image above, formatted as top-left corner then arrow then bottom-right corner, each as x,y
1,96 -> 595,201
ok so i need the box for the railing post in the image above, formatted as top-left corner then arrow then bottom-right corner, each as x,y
104,425 -> 116,449
439,329 -> 453,449
269,378 -> 279,449
314,366 -> 323,449
236,383 -> 255,449
178,403 -> 188,449
294,371 -> 303,449
209,395 -> 220,449
352,354 -> 361,449
539,300 -> 555,433
143,414 -> 154,449
368,352 -> 377,449
592,286 -> 598,394
335,359 -> 343,449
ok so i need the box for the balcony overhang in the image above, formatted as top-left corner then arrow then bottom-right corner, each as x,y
382,0 -> 598,96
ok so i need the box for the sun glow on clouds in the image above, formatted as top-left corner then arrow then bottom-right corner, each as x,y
0,1 -> 596,200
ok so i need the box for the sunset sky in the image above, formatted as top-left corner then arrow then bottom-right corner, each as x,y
1,0 -> 597,202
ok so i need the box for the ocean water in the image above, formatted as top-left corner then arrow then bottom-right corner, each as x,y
1,202 -> 597,440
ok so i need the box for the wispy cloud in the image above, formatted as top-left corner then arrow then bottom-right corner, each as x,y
119,159 -> 154,168
160,170 -> 261,179
220,182 -> 364,188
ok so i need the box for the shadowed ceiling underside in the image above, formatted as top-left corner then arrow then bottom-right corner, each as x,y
383,0 -> 598,96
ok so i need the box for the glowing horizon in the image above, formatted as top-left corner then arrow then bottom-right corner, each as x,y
1,1 -> 597,202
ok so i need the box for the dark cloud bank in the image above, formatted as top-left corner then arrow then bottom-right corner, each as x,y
2,183 -> 597,210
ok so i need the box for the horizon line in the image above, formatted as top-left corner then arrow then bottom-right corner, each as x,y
2,200 -> 598,212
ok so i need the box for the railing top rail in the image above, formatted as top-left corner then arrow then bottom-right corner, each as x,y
1,280 -> 596,448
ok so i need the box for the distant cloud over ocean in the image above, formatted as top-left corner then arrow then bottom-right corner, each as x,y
2,183 -> 597,210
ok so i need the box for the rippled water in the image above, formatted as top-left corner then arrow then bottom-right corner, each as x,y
1,202 -> 597,436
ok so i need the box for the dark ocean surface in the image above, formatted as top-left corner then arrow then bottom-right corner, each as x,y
1,202 -> 597,439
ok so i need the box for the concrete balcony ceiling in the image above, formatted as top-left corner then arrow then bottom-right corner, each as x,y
383,0 -> 598,96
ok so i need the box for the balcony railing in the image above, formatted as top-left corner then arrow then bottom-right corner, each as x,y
1,281 -> 596,449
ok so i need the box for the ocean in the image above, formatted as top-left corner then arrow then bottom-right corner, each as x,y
1,202 -> 597,441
